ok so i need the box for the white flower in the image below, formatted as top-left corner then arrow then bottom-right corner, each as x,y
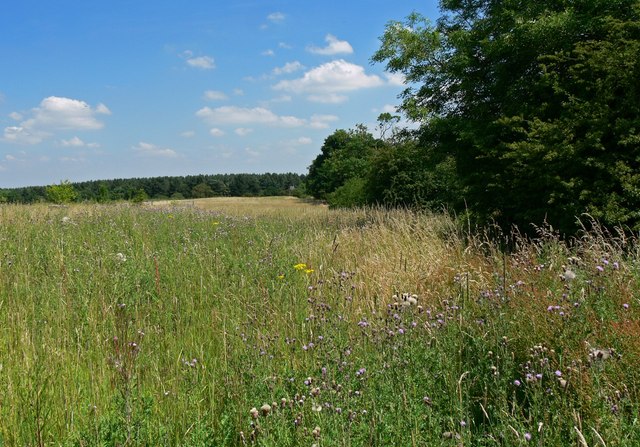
115,253 -> 127,263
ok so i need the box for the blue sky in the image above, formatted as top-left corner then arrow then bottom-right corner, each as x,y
0,0 -> 439,188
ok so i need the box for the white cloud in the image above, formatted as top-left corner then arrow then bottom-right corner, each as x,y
233,89 -> 244,96
209,128 -> 225,137
235,127 -> 253,136
5,154 -> 16,161
204,90 -> 228,101
3,96 -> 109,145
262,49 -> 275,57
132,141 -> 178,158
273,61 -> 305,76
186,55 -> 215,69
279,42 -> 292,49
297,137 -> 312,145
267,12 -> 285,23
385,72 -> 406,86
181,130 -> 196,138
9,112 -> 22,121
196,106 -> 306,127
307,34 -> 353,55
60,136 -> 86,147
273,59 -> 383,102
309,114 -> 339,129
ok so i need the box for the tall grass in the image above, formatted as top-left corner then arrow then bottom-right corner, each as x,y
0,200 -> 638,445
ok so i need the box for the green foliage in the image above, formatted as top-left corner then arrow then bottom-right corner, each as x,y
45,180 -> 77,204
0,203 -> 639,444
130,188 -> 148,203
191,182 -> 214,198
1,173 -> 304,204
373,0 -> 640,234
305,125 -> 379,202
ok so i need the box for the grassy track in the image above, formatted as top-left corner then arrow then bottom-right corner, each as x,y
0,198 -> 638,445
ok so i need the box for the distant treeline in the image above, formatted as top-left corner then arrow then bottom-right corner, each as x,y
0,172 -> 305,204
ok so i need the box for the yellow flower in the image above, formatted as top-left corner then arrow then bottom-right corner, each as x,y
293,263 -> 307,270
212,221 -> 220,226
305,269 -> 314,274
277,274 -> 285,280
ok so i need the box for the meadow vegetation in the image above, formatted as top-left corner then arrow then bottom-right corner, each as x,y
0,197 -> 638,445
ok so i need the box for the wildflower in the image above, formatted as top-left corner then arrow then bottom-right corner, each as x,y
356,368 -> 366,376
423,396 -> 432,406
305,268 -> 314,274
115,252 -> 127,262
563,269 -> 576,282
596,265 -> 604,272
623,303 -> 629,310
260,404 -> 271,416
294,263 -> 307,270
555,370 -> 562,377
524,432 -> 532,441
312,426 -> 321,438
277,274 -> 285,280
514,379 -> 522,387
460,420 -> 467,427
250,407 -> 259,419
312,403 -> 322,412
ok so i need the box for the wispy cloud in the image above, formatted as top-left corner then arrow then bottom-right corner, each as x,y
196,106 -> 306,127
204,90 -> 228,101
273,61 -> 305,76
181,50 -> 215,69
267,12 -> 285,23
132,141 -> 178,158
307,34 -> 353,55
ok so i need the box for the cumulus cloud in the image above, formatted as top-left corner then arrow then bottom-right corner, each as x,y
296,137 -> 312,145
262,49 -> 275,57
385,72 -> 406,86
132,141 -> 178,158
273,61 -> 305,76
9,112 -> 23,121
60,136 -> 86,147
3,96 -> 110,145
307,34 -> 353,55
181,130 -> 196,138
273,59 -> 383,102
196,106 -> 306,127
204,90 -> 228,101
209,128 -> 225,137
186,55 -> 215,69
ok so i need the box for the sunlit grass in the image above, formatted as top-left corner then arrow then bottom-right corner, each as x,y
0,201 -> 638,445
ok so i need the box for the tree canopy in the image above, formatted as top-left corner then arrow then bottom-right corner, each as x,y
369,0 -> 640,233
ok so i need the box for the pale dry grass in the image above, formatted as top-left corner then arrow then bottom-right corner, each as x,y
147,196 -> 328,218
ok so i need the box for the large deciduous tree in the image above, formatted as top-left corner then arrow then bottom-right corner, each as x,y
373,0 -> 640,233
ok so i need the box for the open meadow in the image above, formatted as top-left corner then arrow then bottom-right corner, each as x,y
0,197 -> 639,446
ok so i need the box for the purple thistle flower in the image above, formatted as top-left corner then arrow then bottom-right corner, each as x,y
623,303 -> 630,309
524,432 -> 532,441
513,379 -> 522,387
596,265 -> 604,272
555,370 -> 562,377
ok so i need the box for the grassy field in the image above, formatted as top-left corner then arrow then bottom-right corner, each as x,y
0,197 -> 638,446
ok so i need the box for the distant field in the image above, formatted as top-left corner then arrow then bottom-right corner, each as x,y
148,196 -> 328,217
0,199 -> 638,446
